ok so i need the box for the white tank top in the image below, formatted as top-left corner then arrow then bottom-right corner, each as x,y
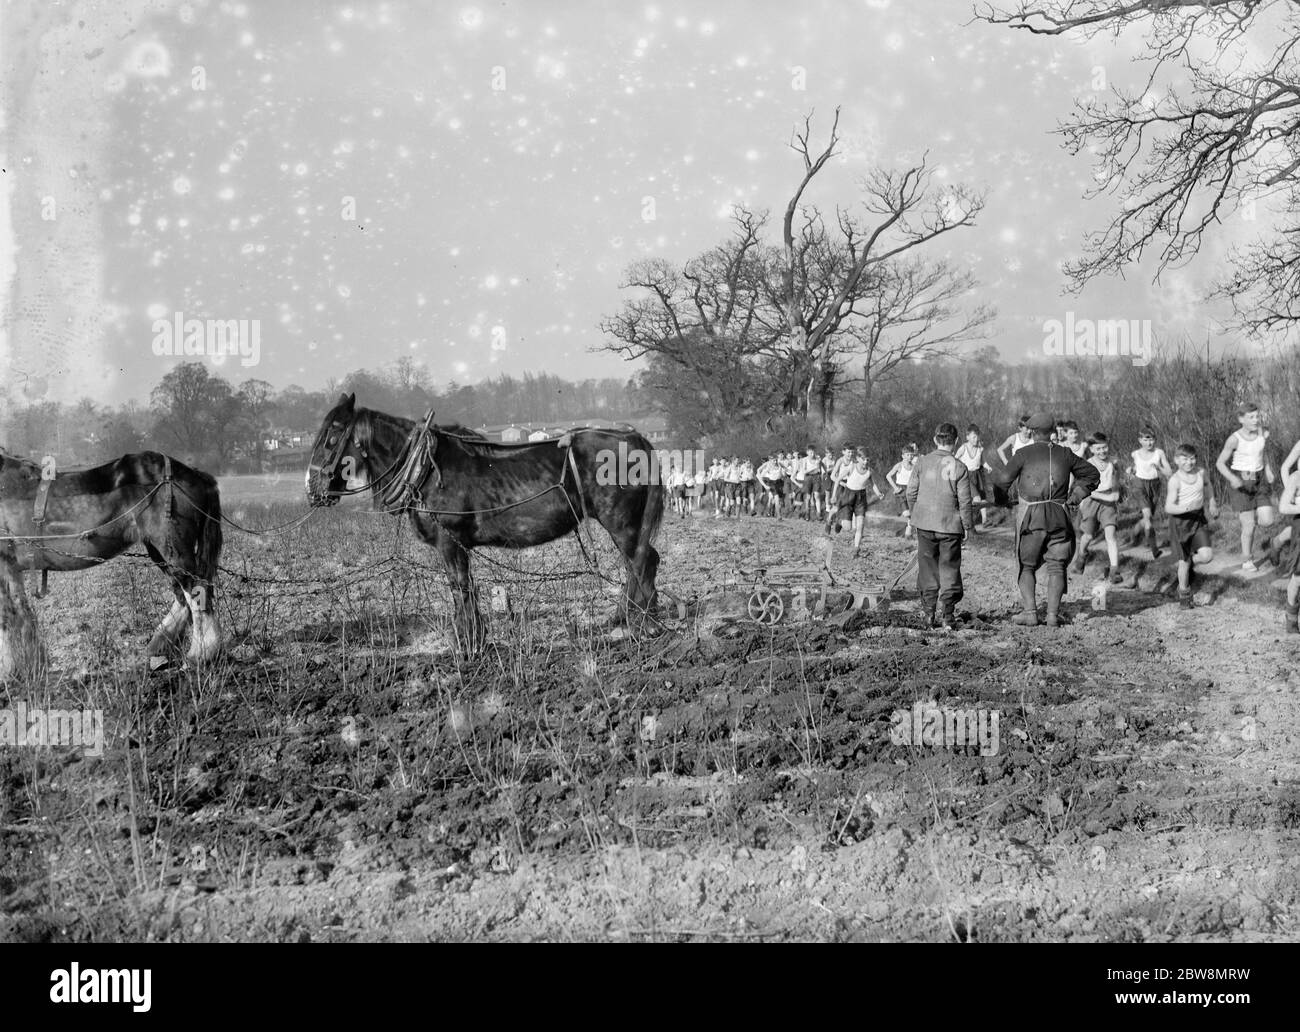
956,443 -> 982,471
1092,459 -> 1116,494
844,466 -> 872,491
1172,470 -> 1204,511
1011,434 -> 1032,455
1132,448 -> 1166,480
1230,431 -> 1266,473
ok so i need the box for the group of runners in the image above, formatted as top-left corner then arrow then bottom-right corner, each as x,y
659,400 -> 1300,631
663,445 -> 926,557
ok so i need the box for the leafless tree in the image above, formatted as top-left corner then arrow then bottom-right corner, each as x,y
600,111 -> 987,433
835,259 -> 994,405
775,109 -> 985,420
599,210 -> 783,422
977,1 -> 1300,337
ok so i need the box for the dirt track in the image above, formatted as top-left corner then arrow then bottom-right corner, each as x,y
2,497 -> 1299,941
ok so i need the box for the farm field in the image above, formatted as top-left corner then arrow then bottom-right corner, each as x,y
2,479 -> 1299,942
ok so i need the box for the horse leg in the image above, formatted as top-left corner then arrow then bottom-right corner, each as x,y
626,486 -> 664,633
146,513 -> 223,664
143,542 -> 192,658
182,579 -> 223,664
0,551 -> 45,681
606,523 -> 661,633
440,537 -> 485,656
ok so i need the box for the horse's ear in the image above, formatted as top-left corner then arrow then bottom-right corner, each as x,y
339,392 -> 355,410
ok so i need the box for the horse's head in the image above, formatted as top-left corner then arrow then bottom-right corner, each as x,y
306,393 -> 368,506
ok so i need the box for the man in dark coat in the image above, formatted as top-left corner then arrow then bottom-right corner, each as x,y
992,412 -> 1100,626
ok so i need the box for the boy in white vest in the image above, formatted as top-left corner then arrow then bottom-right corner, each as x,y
1071,432 -> 1125,583
1215,402 -> 1276,571
1168,443 -> 1219,608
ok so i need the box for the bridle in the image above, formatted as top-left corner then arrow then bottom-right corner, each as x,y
308,409 -> 365,507
308,407 -> 440,510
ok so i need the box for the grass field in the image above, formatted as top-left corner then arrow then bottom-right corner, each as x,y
2,478 -> 1298,941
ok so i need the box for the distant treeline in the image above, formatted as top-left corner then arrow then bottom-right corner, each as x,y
0,361 -> 645,474
694,340 -> 1300,491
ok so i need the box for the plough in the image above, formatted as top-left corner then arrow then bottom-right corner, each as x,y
660,541 -> 920,633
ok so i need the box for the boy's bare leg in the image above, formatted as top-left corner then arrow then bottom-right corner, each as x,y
1140,506 -> 1160,557
1071,531 -> 1091,575
1268,524 -> 1292,565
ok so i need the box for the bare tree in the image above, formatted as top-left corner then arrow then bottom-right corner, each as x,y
775,109 -> 985,421
836,259 -> 995,405
976,1 -> 1300,337
601,112 -> 987,435
599,210 -> 783,423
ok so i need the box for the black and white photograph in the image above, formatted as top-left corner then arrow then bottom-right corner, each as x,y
0,0 -> 1297,961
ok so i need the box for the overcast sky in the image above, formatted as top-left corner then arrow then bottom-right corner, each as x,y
51,0 -> 1287,402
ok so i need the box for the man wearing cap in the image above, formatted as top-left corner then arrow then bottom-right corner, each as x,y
906,422 -> 977,629
992,413 -> 1100,626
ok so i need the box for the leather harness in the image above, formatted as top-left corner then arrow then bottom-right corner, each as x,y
24,454 -> 174,595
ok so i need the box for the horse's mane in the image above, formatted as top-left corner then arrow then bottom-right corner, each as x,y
354,408 -> 499,457
350,405 -> 643,461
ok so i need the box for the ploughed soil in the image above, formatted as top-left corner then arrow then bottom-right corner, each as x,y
2,484 -> 1299,941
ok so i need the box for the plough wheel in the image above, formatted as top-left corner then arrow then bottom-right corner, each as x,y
747,587 -> 784,624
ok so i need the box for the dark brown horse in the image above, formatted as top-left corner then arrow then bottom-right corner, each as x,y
305,394 -> 664,653
0,448 -> 223,676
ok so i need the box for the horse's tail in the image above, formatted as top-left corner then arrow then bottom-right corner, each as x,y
193,471 -> 223,589
631,433 -> 664,593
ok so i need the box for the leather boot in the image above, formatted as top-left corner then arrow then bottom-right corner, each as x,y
1287,603 -> 1299,634
1012,570 -> 1039,625
940,603 -> 957,630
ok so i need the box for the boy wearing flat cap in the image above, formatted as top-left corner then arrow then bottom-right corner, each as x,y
992,413 -> 1101,626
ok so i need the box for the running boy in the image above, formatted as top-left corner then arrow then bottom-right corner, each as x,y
1071,432 -> 1125,583
756,454 -> 784,519
1056,420 -> 1087,458
1215,402 -> 1276,571
955,424 -> 993,528
1129,426 -> 1173,559
887,444 -> 920,539
826,448 -> 885,558
1167,443 -> 1219,608
997,416 -> 1033,466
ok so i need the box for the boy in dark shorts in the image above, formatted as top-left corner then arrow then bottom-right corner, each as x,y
1281,470 -> 1300,633
955,424 -> 992,528
798,446 -> 822,520
1167,443 -> 1219,608
1215,402 -> 1276,571
887,444 -> 920,538
826,448 -> 884,558
1129,426 -> 1172,558
1072,432 -> 1125,583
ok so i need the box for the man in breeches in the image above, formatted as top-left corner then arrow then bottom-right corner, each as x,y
993,412 -> 1100,627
